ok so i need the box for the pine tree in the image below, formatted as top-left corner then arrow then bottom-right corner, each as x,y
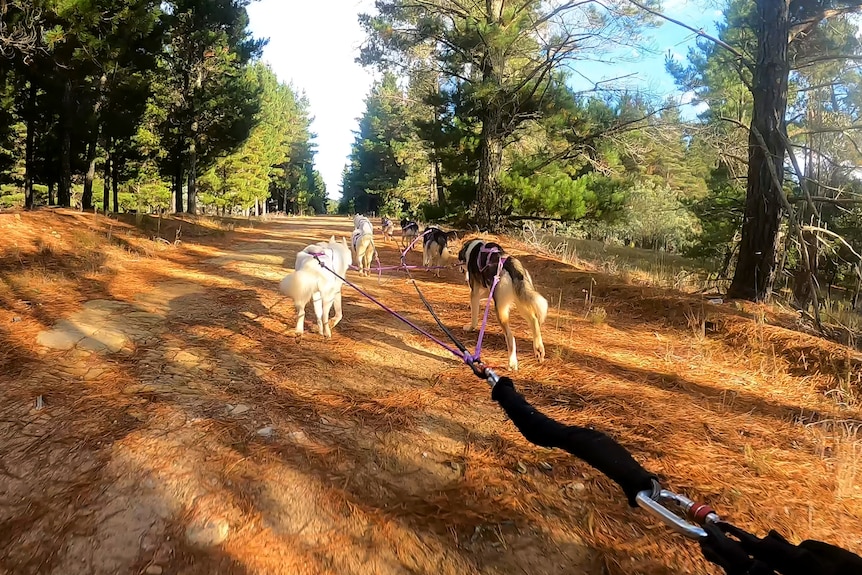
360,0 -> 659,229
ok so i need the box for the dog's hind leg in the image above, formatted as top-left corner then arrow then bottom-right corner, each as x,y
364,247 -> 373,276
330,288 -> 343,329
312,292 -> 326,336
320,294 -> 334,338
496,300 -> 518,371
293,300 -> 306,340
526,309 -> 545,363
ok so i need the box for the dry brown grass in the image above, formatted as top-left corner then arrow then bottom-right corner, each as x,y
0,209 -> 860,575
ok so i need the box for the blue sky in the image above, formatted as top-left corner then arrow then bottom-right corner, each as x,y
247,1 -> 723,200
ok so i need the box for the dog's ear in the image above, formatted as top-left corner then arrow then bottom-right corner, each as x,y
329,235 -> 335,243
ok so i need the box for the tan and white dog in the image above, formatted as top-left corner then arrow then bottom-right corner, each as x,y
457,239 -> 548,371
279,236 -> 351,339
352,215 -> 376,276
421,226 -> 458,277
381,217 -> 395,243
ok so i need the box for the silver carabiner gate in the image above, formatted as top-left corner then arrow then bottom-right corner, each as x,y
636,485 -> 720,540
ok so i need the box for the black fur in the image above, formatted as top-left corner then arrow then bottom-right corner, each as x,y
459,240 -> 525,292
422,226 -> 457,250
401,219 -> 419,233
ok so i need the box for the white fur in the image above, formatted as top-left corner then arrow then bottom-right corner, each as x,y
279,235 -> 351,339
351,217 -> 376,276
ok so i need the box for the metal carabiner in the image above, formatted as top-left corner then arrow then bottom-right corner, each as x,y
484,367 -> 500,388
636,482 -> 719,540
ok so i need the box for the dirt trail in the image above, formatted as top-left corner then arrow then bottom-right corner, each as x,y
1,214 -> 861,575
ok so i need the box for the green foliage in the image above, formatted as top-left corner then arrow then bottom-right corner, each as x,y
0,0 -> 321,214
197,63 -> 312,213
360,0 -> 661,227
504,169 -> 627,222
340,73 -> 410,215
685,166 -> 746,265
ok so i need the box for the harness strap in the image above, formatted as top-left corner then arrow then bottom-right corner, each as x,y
400,237 -> 471,357
472,254 -> 507,362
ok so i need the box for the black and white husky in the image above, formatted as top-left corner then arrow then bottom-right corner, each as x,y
458,239 -> 548,371
422,226 -> 458,277
400,218 -> 419,249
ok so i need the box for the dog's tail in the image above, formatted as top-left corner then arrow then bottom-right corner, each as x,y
510,258 -> 548,324
279,269 -> 316,304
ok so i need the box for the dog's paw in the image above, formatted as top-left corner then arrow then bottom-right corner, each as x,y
462,324 -> 476,332
508,358 -> 519,371
534,344 -> 546,363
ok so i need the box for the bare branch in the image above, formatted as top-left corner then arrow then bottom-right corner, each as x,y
625,0 -> 750,65
789,6 -> 862,44
788,197 -> 862,205
802,225 -> 862,262
777,129 -> 821,220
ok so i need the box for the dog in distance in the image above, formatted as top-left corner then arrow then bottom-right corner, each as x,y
352,215 -> 376,276
422,226 -> 458,277
400,218 -> 419,249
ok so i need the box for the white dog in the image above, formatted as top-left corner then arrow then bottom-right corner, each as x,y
352,215 -> 376,276
279,235 -> 351,339
458,239 -> 548,371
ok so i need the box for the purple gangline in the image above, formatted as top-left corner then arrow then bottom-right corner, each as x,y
471,257 -> 506,361
317,260 -> 469,363
401,228 -> 430,260
349,264 -> 450,271
314,233 -> 504,367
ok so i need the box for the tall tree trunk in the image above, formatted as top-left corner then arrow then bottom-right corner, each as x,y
305,161 -> 315,215
727,0 -> 790,301
112,158 -> 119,213
24,82 -> 36,209
81,136 -> 99,211
793,226 -> 819,308
187,127 -> 197,214
187,64 -> 200,214
174,161 -> 184,213
477,116 -> 503,230
103,144 -> 111,213
48,181 -> 55,206
58,77 -> 73,207
433,159 -> 445,206
82,74 -> 107,211
853,267 -> 861,311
